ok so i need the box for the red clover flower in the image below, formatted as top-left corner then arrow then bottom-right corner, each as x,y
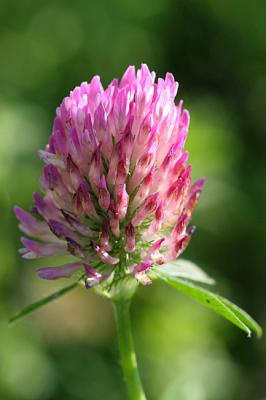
15,64 -> 204,288
12,65 -> 261,400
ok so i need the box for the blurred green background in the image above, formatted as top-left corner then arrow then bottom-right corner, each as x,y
0,0 -> 265,399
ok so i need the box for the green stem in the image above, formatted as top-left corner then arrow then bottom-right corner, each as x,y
113,300 -> 147,400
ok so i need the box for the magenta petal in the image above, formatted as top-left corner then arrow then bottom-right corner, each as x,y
124,223 -> 136,253
98,175 -> 110,211
37,262 -> 83,280
83,264 -> 102,288
88,146 -> 101,192
61,210 -> 95,236
133,260 -> 153,275
116,184 -> 129,221
120,65 -> 136,87
66,154 -> 82,190
132,260 -> 153,285
108,201 -> 120,237
48,219 -> 81,243
91,243 -> 119,265
14,206 -> 53,240
73,181 -> 99,219
33,192 -> 60,220
99,220 -> 112,251
83,264 -> 112,288
20,237 -> 67,259
190,177 -> 206,195
130,167 -> 154,210
38,150 -> 65,168
131,192 -> 159,226
145,238 -> 165,260
66,238 -> 88,259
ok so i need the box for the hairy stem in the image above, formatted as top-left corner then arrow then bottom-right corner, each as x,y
113,300 -> 147,400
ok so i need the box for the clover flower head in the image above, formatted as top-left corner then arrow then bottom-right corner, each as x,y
15,64 -> 205,288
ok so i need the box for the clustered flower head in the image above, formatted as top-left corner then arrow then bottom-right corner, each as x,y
15,64 -> 204,289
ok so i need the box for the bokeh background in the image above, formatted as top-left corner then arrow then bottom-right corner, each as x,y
0,0 -> 265,399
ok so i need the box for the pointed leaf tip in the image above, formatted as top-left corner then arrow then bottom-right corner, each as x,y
153,267 -> 262,338
220,296 -> 262,338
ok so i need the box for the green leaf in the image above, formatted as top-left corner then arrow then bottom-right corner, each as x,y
220,297 -> 262,338
9,281 -> 79,325
152,259 -> 215,285
153,269 -> 262,338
